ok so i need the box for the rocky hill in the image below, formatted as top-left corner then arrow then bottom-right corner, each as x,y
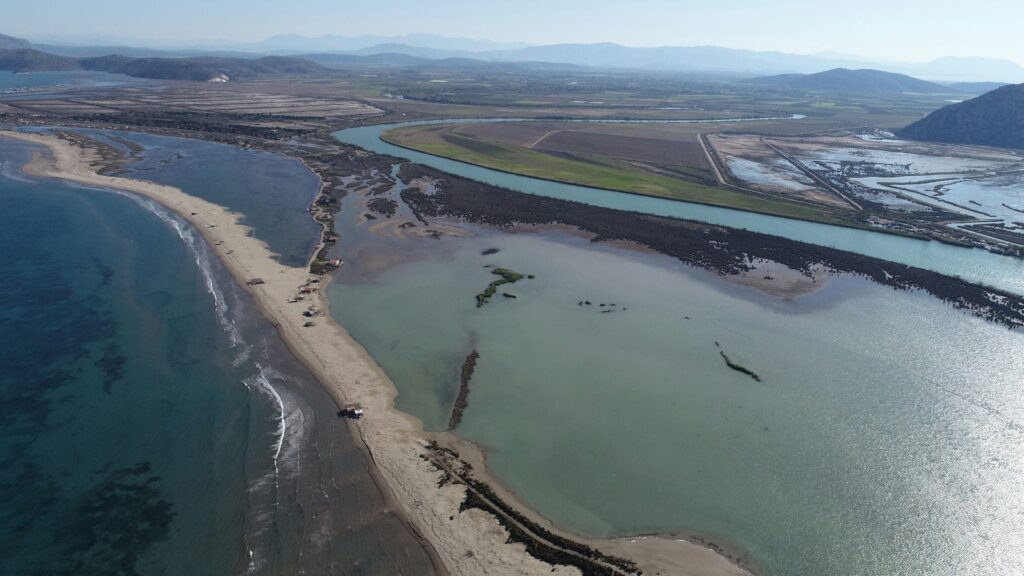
900,83 -> 1024,149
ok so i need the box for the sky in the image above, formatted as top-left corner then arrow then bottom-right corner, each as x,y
6,0 -> 1023,64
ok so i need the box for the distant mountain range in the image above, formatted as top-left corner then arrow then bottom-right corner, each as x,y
5,30 -> 1024,85
0,47 -> 327,81
249,33 -> 529,54
300,52 -> 583,72
745,68 -> 980,95
900,84 -> 1024,149
290,39 -> 1024,83
0,44 -> 577,81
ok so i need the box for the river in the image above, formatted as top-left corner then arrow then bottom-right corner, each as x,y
334,120 -> 1024,296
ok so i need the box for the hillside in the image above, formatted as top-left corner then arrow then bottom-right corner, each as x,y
80,54 -> 327,81
900,83 -> 1024,149
0,45 -> 327,81
0,49 -> 80,72
746,68 -> 948,94
0,33 -> 31,50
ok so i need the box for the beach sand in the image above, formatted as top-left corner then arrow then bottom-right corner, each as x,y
0,128 -> 753,576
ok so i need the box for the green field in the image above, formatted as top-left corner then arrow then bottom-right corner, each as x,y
383,125 -> 852,223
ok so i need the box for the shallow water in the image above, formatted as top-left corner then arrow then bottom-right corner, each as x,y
75,129 -> 322,267
335,121 -> 1024,295
723,155 -> 815,192
329,174 -> 1024,576
0,138 -> 436,575
879,176 -> 1024,229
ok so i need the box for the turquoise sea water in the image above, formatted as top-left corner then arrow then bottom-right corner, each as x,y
329,168 -> 1024,575
0,138 -> 435,575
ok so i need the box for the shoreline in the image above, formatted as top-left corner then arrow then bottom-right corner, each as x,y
0,129 -> 754,576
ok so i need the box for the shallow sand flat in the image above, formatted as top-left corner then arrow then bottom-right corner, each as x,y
0,129 -> 752,576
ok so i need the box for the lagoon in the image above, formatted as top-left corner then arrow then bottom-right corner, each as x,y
329,163 -> 1024,575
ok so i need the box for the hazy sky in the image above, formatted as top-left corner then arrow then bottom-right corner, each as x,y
7,0 -> 1023,64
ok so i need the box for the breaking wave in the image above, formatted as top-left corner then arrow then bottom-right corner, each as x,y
76,181 -> 311,574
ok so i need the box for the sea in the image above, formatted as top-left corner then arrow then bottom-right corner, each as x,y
0,136 -> 437,575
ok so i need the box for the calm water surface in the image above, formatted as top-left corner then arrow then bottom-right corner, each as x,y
329,171 -> 1024,576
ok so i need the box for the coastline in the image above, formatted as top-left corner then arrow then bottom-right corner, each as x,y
0,128 -> 753,576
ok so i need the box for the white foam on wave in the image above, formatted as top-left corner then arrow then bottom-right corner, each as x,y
66,180 -> 312,573
253,365 -> 287,465
107,191 -> 244,348
119,188 -> 310,491
0,156 -> 36,184
240,360 -> 310,575
243,353 -> 306,492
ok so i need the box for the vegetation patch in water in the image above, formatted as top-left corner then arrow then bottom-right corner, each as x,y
367,197 -> 399,217
447,349 -> 479,430
475,267 -> 527,307
719,351 -> 761,382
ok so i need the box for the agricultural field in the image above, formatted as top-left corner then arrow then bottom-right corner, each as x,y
359,67 -> 955,130
383,121 -> 850,222
0,82 -> 382,133
381,112 -> 1024,249
708,133 -> 850,208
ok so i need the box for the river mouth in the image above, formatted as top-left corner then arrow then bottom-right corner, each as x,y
326,155 -> 1024,576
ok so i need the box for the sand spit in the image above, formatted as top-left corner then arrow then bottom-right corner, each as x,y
0,129 -> 752,576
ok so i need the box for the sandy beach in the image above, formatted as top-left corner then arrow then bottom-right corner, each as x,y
0,128 -> 752,576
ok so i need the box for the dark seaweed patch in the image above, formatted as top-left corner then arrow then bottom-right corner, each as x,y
400,163 -> 1024,328
44,462 -> 175,576
97,342 -> 127,393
